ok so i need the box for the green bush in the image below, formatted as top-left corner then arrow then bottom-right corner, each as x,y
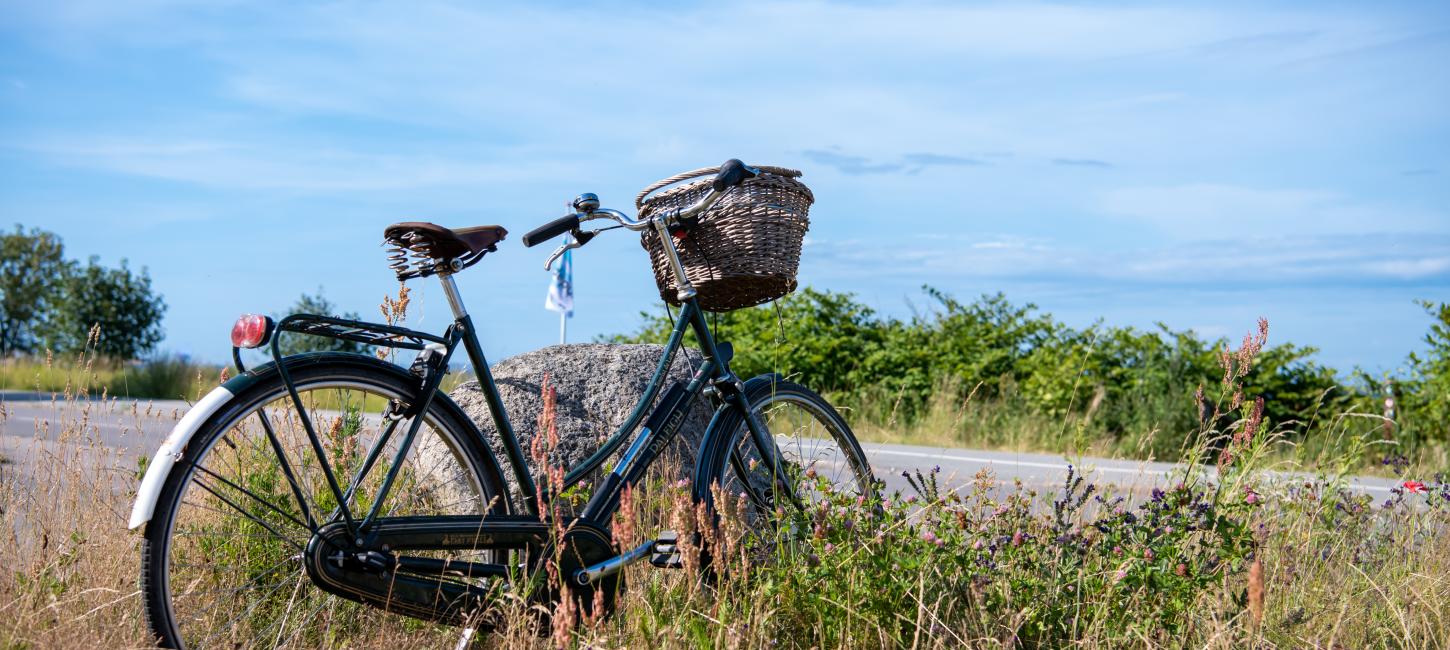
615,287 -> 1440,464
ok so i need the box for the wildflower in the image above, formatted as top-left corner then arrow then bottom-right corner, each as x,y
1143,548 -> 1155,560
1244,489 -> 1260,505
1113,565 -> 1129,583
805,468 -> 817,480
1011,531 -> 1024,547
1404,480 -> 1428,494
841,518 -> 855,532
905,495 -> 918,505
972,539 -> 984,551
1112,545 -> 1123,556
921,530 -> 939,545
807,553 -> 820,567
824,542 -> 836,553
1175,563 -> 1188,577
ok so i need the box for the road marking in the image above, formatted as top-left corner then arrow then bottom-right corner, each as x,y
862,446 -> 1397,494
864,447 -> 1168,477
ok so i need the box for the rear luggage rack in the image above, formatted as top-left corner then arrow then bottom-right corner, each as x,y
275,314 -> 449,351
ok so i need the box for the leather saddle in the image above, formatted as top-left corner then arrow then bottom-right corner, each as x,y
383,222 -> 508,280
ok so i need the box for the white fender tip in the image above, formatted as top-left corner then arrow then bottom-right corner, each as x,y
128,386 -> 236,530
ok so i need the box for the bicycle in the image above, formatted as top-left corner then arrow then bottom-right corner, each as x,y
128,159 -> 877,647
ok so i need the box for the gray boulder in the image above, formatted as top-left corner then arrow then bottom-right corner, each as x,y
447,343 -> 713,509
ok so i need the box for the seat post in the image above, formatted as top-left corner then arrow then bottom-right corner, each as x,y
438,272 -> 469,319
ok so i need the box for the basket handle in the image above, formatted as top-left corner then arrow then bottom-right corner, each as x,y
635,164 -> 802,209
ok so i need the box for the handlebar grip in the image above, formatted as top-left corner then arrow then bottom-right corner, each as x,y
522,214 -> 581,247
712,158 -> 759,192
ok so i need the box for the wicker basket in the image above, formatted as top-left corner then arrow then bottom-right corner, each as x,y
637,165 -> 813,312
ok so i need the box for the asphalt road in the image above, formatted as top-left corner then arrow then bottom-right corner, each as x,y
1,391 -> 1403,502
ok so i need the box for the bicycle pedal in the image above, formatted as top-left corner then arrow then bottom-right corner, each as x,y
650,531 -> 683,568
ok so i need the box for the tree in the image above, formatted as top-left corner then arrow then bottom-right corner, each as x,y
0,225 -> 69,355
49,257 -> 167,359
1400,300 -> 1450,443
275,289 -> 372,356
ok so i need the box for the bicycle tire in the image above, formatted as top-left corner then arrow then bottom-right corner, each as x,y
140,356 -> 508,649
694,375 -> 875,526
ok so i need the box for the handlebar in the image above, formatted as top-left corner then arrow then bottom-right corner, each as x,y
521,213 -> 580,248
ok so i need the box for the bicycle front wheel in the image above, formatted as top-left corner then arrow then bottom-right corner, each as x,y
696,376 -> 876,528
140,356 -> 508,649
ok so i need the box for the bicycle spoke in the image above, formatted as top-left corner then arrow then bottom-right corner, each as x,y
191,574 -> 298,648
188,477 -> 306,552
190,461 -> 311,531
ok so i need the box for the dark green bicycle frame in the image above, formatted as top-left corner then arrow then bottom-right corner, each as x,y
255,297 -> 780,544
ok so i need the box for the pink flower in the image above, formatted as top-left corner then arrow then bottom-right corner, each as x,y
1404,480 -> 1428,494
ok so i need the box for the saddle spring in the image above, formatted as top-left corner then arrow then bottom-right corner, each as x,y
384,231 -> 444,281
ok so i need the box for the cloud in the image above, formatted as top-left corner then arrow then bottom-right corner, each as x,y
14,135 -> 575,192
902,153 -> 987,167
1052,158 -> 1114,168
803,232 -> 1450,289
803,150 -> 991,175
1094,183 -> 1444,238
801,150 -> 902,175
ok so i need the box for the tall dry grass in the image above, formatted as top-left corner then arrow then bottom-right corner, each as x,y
1,327 -> 1447,648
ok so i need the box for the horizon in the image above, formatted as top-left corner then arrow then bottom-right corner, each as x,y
2,1 -> 1446,374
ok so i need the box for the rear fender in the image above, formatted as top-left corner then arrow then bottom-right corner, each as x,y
127,385 -> 237,529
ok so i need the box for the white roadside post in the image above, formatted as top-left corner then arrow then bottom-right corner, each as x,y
545,235 -> 574,345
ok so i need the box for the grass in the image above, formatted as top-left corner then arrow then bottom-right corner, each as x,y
841,374 -> 1447,478
2,337 -> 1447,648
0,353 -> 476,406
0,353 -> 223,402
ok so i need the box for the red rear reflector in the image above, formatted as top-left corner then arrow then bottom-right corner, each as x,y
231,314 -> 273,349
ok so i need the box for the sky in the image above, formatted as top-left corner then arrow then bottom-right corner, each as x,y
1,0 -> 1446,374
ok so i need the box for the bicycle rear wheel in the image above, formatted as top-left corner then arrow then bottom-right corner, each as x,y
696,376 -> 875,530
140,357 -> 507,649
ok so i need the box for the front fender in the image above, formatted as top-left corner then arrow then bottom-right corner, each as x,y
127,385 -> 237,529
